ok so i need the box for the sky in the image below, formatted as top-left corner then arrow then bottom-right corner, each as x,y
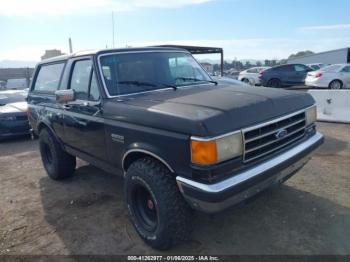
1,0 -> 350,62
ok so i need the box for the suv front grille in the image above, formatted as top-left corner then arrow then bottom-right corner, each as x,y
243,111 -> 306,163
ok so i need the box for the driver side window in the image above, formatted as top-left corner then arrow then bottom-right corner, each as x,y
70,59 -> 100,101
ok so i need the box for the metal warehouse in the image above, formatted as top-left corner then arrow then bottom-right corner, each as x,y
287,47 -> 350,64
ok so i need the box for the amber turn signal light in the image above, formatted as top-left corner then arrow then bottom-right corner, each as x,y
191,140 -> 218,165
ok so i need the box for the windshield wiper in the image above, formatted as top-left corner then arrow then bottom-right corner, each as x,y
117,80 -> 177,91
175,77 -> 218,85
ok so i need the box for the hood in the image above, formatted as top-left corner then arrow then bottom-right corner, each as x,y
105,84 -> 314,137
0,102 -> 28,114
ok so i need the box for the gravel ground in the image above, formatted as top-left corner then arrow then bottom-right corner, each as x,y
0,122 -> 349,255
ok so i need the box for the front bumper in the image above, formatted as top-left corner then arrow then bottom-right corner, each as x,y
176,132 -> 324,213
305,79 -> 328,88
0,120 -> 31,139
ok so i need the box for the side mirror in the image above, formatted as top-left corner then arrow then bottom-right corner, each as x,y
55,89 -> 75,103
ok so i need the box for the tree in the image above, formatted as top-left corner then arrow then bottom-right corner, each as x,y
278,59 -> 287,65
244,61 -> 251,69
288,50 -> 314,60
264,60 -> 271,66
213,64 -> 220,72
256,61 -> 262,67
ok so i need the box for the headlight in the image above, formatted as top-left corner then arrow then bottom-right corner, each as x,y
191,131 -> 243,165
305,106 -> 317,126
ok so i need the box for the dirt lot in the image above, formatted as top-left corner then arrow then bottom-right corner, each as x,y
0,122 -> 349,255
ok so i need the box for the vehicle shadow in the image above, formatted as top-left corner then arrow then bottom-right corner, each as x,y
39,164 -> 350,255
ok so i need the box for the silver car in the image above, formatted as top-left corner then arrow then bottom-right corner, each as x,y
305,64 -> 350,89
238,67 -> 270,86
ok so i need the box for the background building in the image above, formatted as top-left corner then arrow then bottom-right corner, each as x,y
41,49 -> 65,60
287,48 -> 350,65
0,68 -> 34,89
200,62 -> 214,75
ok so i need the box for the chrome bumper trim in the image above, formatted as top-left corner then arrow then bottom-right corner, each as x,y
176,132 -> 323,194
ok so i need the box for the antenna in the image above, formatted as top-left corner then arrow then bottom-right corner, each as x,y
112,11 -> 115,48
68,37 -> 73,54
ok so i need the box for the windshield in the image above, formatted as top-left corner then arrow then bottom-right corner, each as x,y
0,91 -> 27,106
99,52 -> 212,96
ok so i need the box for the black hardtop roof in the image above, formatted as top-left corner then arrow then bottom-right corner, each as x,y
39,47 -> 189,64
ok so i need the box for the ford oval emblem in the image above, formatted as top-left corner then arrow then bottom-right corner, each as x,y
275,129 -> 288,139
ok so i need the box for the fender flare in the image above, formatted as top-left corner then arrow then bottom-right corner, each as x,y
122,146 -> 175,173
37,120 -> 65,149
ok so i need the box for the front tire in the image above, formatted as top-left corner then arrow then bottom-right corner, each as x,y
124,157 -> 193,250
39,128 -> 76,180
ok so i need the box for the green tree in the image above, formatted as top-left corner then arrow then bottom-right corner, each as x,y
288,50 -> 314,60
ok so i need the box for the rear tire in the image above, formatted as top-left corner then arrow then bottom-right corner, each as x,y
267,78 -> 282,88
124,157 -> 193,250
329,80 -> 343,89
39,128 -> 76,180
242,78 -> 251,85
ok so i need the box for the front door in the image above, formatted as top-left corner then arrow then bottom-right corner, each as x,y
63,59 -> 106,160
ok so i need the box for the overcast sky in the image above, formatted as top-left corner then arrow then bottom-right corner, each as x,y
1,0 -> 350,61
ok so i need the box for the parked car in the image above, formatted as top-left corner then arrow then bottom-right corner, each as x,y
212,75 -> 250,86
28,47 -> 323,250
6,78 -> 28,90
0,90 -> 30,140
238,66 -> 270,85
305,64 -> 350,89
260,64 -> 313,88
306,63 -> 327,71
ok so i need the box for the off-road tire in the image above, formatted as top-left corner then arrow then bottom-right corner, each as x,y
39,128 -> 76,180
124,157 -> 193,250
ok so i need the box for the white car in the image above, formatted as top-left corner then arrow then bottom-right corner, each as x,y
306,63 -> 327,71
212,76 -> 250,87
305,64 -> 350,89
238,67 -> 270,86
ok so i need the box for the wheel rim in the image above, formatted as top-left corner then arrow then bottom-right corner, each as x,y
132,185 -> 158,232
43,143 -> 53,164
272,80 -> 279,88
331,81 -> 341,89
243,79 -> 250,84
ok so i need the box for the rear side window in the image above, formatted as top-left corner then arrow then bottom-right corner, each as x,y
294,64 -> 308,72
323,65 -> 342,72
33,63 -> 65,92
275,65 -> 293,72
341,66 -> 350,73
247,68 -> 258,73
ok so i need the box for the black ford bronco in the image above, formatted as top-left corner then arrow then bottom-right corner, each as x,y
28,47 -> 324,250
